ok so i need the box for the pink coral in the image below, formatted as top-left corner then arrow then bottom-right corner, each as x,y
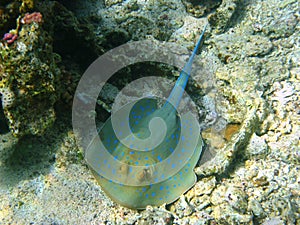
21,12 -> 42,24
3,33 -> 18,44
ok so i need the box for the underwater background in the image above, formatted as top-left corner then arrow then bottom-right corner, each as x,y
0,0 -> 299,224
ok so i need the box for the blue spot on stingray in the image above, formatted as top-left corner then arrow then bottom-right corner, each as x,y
142,187 -> 147,192
130,151 -> 134,155
173,184 -> 177,188
172,164 -> 176,169
145,194 -> 149,198
151,192 -> 156,197
159,186 -> 164,190
157,155 -> 162,162
145,156 -> 149,160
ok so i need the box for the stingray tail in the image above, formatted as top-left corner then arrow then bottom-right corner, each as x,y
164,24 -> 207,111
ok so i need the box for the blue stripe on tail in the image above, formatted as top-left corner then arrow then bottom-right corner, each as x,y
164,24 -> 208,110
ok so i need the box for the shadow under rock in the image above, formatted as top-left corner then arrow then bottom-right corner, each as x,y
227,0 -> 250,31
0,102 -> 9,134
0,118 -> 69,188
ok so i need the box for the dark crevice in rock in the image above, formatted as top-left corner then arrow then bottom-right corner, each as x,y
182,0 -> 222,18
0,1 -> 21,37
100,29 -> 130,50
0,95 -> 10,134
106,62 -> 175,89
38,1 -> 103,72
227,0 -> 250,30
208,0 -> 248,34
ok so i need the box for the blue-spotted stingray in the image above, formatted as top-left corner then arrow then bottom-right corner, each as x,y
86,25 -> 207,209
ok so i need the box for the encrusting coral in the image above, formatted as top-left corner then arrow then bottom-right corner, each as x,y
0,10 -> 61,136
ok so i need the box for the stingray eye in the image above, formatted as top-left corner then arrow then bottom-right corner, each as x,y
118,164 -> 129,175
136,167 -> 153,183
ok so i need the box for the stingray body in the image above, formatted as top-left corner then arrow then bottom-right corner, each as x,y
86,25 -> 207,209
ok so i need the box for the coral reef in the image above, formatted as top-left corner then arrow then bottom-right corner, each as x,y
208,0 -> 240,33
97,0 -> 187,43
182,0 -> 221,18
0,12 -> 61,136
0,0 -> 35,37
